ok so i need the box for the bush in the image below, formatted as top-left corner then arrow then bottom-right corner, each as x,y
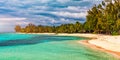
111,31 -> 119,35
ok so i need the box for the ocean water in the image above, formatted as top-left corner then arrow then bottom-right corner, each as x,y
0,33 -> 118,60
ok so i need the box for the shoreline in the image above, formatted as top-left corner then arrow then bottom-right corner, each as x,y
57,33 -> 120,59
17,33 -> 120,59
79,40 -> 120,59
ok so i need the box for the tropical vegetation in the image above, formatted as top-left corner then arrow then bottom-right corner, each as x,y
15,0 -> 120,35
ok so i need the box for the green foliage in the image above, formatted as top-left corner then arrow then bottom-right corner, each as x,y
111,31 -> 119,35
15,25 -> 21,32
84,0 -> 120,34
15,21 -> 83,33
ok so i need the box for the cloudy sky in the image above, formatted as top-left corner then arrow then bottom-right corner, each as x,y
0,0 -> 102,32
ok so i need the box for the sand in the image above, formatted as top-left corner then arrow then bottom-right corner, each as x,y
57,33 -> 120,59
57,34 -> 120,52
88,35 -> 120,52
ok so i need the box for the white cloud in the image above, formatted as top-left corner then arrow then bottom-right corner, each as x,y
56,0 -> 70,3
0,17 -> 27,32
66,6 -> 80,11
51,11 -> 87,18
0,18 -> 27,21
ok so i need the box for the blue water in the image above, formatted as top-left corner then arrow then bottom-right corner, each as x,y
0,33 -> 118,60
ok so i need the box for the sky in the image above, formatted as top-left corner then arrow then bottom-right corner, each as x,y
0,0 -> 103,32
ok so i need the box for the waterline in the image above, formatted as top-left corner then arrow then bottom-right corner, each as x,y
0,33 -> 118,60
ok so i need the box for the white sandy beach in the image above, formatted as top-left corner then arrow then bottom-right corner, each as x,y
88,35 -> 120,52
57,33 -> 100,38
56,33 -> 120,58
57,33 -> 120,53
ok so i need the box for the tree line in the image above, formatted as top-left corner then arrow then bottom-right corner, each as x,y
15,0 -> 120,35
15,22 -> 83,33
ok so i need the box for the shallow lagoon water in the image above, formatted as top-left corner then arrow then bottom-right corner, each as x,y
0,33 -> 118,60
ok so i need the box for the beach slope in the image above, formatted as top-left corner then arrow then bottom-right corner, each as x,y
57,33 -> 120,59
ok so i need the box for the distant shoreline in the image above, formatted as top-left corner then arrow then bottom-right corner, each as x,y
16,33 -> 56,35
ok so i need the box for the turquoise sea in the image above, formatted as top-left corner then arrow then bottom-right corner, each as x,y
0,33 -> 118,60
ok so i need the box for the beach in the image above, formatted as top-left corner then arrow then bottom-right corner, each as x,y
56,33 -> 120,59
